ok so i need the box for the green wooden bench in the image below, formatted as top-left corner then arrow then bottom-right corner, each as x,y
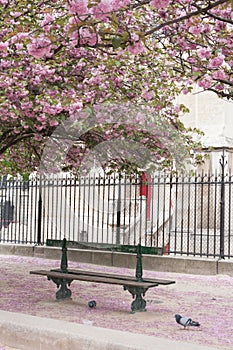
30,238 -> 175,313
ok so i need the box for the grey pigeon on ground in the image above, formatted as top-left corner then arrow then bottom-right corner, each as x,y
175,314 -> 200,329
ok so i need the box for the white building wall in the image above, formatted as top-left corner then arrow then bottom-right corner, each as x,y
177,86 -> 233,172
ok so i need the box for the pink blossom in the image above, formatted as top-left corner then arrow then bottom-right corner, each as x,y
216,19 -> 226,31
27,37 -> 52,59
35,125 -> 45,131
150,0 -> 170,9
21,101 -> 33,109
43,103 -> 63,116
203,23 -> 210,34
9,32 -> 29,44
88,75 -> 101,85
0,60 -> 11,68
34,134 -> 43,141
9,11 -> 21,17
141,90 -> 155,101
70,101 -> 83,113
128,41 -> 145,55
37,114 -> 46,122
209,55 -> 224,68
189,26 -> 202,35
131,33 -> 139,42
111,0 -> 130,10
160,72 -> 168,79
80,28 -> 97,46
212,70 -> 226,80
198,74 -> 212,89
187,57 -> 196,64
41,14 -> 55,32
215,83 -> 225,90
68,0 -> 88,15
182,88 -> 189,95
15,43 -> 24,50
41,14 -> 55,27
0,41 -> 8,50
174,105 -> 180,113
197,48 -> 211,59
92,0 -> 113,20
49,120 -> 59,127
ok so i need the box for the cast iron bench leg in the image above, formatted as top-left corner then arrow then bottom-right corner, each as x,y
123,286 -> 148,313
48,277 -> 73,300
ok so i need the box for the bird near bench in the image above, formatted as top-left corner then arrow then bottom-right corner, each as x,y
175,314 -> 200,329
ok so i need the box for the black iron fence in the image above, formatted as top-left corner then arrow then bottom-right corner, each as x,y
0,169 -> 233,258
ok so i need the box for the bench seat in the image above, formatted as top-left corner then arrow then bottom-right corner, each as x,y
51,268 -> 175,286
30,269 -> 159,313
30,269 -> 159,289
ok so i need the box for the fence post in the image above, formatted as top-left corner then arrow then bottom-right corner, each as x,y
219,150 -> 227,259
37,176 -> 42,245
116,176 -> 121,244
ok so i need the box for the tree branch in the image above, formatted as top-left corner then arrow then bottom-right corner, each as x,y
208,88 -> 233,99
206,11 -> 233,24
145,0 -> 230,36
0,132 -> 35,155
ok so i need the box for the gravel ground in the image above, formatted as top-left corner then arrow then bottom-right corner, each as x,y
0,254 -> 233,350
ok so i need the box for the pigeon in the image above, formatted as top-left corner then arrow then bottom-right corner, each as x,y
175,314 -> 200,329
88,300 -> 96,308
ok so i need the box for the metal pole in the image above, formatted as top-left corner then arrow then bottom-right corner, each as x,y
37,176 -> 42,245
219,150 -> 227,259
116,176 -> 121,244
135,243 -> 143,281
60,237 -> 68,272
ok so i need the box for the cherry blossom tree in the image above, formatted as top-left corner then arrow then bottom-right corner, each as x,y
0,0 -> 232,175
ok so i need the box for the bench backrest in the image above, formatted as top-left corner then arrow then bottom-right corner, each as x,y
59,238 -> 144,281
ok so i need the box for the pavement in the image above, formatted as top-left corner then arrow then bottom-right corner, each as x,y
0,249 -> 233,350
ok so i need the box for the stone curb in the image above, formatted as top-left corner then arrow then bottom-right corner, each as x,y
0,310 -> 218,350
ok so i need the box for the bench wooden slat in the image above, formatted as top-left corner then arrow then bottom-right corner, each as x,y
51,268 -> 175,285
30,270 -> 158,288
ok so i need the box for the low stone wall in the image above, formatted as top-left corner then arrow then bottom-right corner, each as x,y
0,243 -> 232,276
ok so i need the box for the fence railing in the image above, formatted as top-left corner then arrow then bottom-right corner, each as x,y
0,170 -> 232,258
